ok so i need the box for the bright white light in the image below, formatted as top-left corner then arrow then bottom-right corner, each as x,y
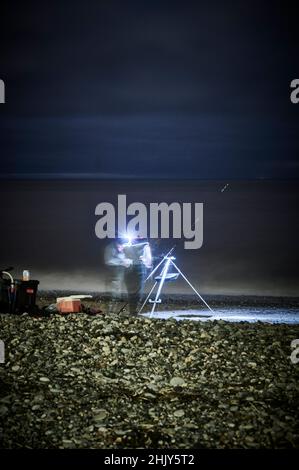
126,235 -> 132,246
119,233 -> 133,246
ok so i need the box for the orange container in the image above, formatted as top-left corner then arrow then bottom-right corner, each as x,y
57,299 -> 82,313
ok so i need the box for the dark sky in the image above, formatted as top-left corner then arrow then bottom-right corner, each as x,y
1,0 -> 299,179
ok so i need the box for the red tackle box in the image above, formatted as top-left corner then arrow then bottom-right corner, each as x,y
57,298 -> 82,313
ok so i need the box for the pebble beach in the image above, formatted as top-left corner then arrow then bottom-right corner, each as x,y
0,295 -> 299,449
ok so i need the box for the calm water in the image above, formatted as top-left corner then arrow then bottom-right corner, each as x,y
0,179 -> 298,297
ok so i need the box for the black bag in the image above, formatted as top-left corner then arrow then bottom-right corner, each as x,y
0,268 -> 39,314
12,280 -> 39,314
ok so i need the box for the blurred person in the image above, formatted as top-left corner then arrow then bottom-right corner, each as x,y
123,238 -> 152,316
104,239 -> 132,314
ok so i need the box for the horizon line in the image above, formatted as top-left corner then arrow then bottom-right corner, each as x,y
0,173 -> 298,182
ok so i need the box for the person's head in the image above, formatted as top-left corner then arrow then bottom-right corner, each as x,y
115,238 -> 124,252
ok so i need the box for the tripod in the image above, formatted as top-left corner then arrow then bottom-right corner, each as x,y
138,249 -> 214,317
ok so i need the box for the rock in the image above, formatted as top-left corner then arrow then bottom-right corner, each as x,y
147,383 -> 158,392
0,405 -> 9,417
93,410 -> 108,422
200,331 -> 210,339
32,405 -> 40,411
173,409 -> 185,418
170,377 -> 186,387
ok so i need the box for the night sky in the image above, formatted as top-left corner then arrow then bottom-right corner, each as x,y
1,0 -> 298,179
0,1 -> 299,296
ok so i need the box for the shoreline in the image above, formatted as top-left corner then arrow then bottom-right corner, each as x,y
37,291 -> 299,309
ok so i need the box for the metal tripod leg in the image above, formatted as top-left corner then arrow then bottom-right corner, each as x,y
170,260 -> 214,314
144,245 -> 175,283
138,281 -> 157,314
149,258 -> 171,317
